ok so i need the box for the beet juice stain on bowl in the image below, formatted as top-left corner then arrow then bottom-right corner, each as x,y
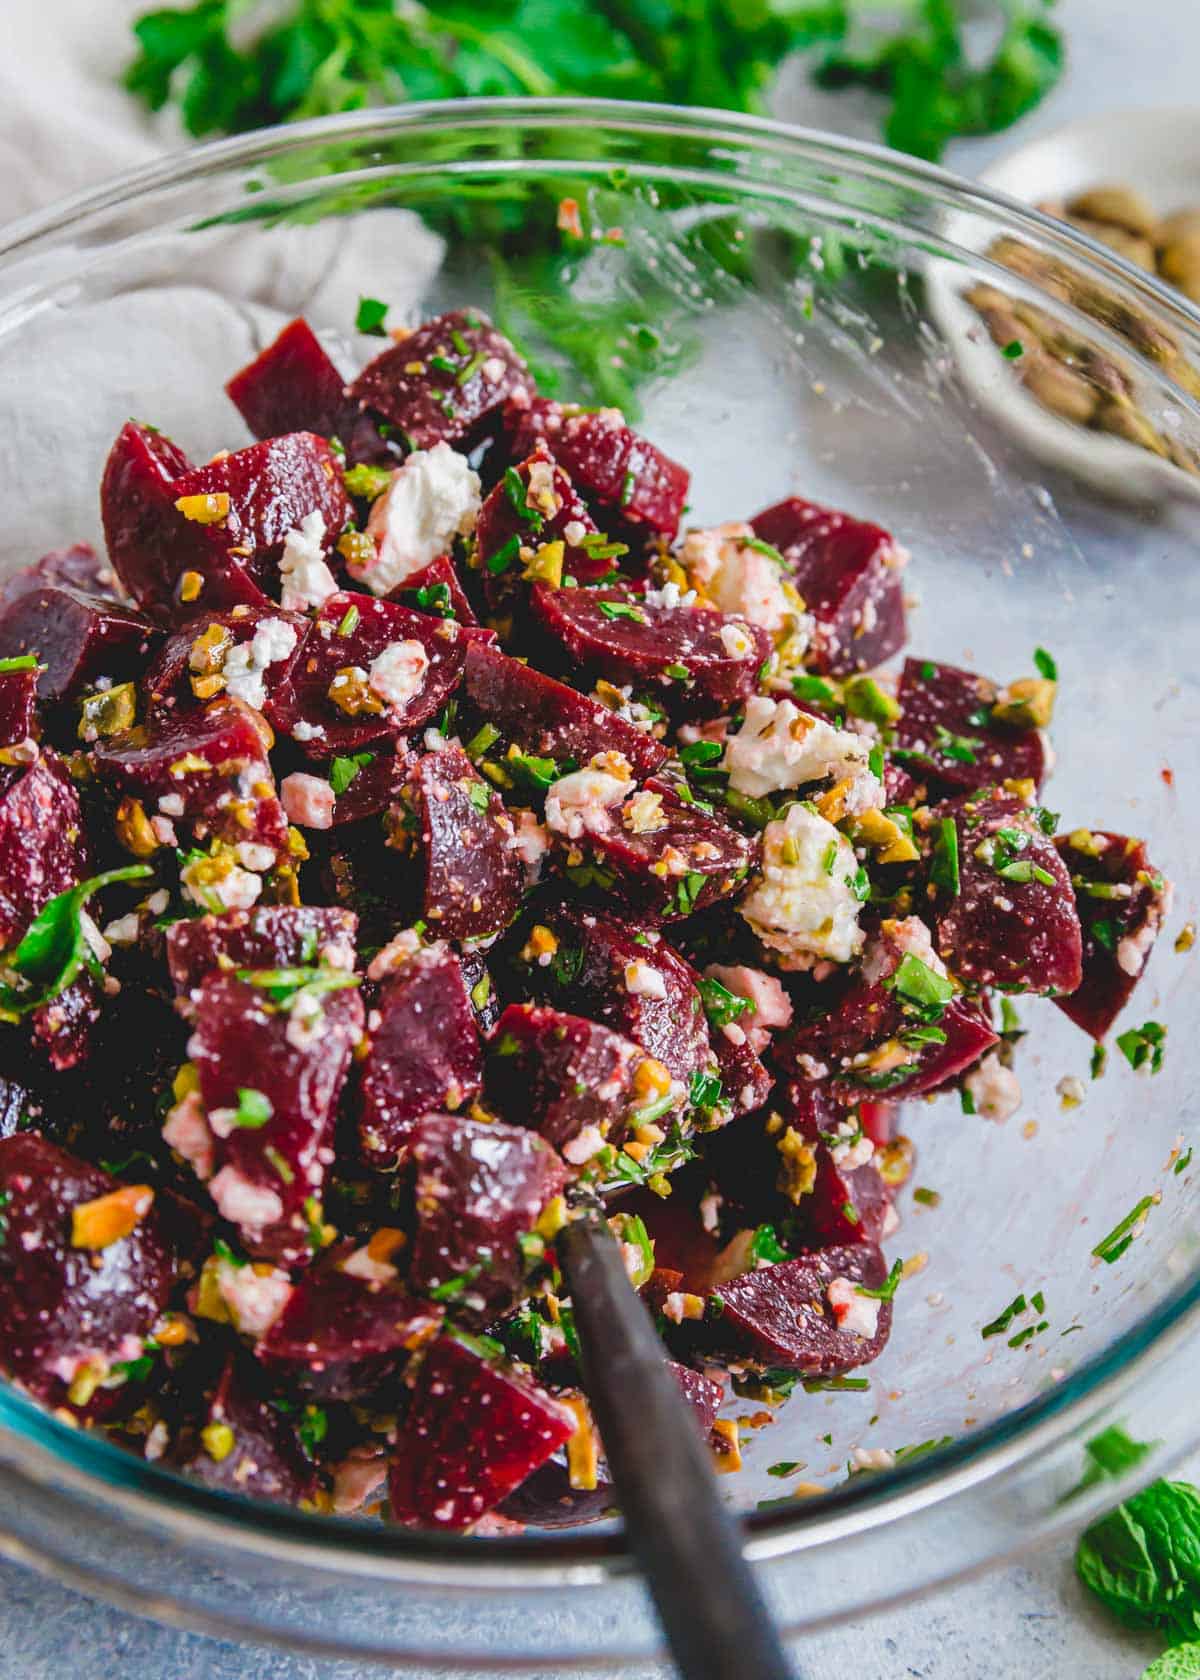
0,279 -> 1174,1538
0,102 -> 1194,1670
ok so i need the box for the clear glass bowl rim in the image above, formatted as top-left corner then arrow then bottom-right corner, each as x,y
0,94 -> 1197,1595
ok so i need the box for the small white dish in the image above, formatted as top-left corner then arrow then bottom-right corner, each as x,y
927,106 -> 1200,506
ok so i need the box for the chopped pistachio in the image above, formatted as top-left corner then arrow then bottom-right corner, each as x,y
992,676 -> 1056,730
175,492 -> 230,525
79,682 -> 137,741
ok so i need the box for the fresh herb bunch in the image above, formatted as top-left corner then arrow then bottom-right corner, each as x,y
125,0 -> 1062,164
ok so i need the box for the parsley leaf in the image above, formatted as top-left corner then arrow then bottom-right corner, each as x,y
355,296 -> 389,336
328,750 -> 376,796
0,865 -> 153,1018
697,976 -> 752,1029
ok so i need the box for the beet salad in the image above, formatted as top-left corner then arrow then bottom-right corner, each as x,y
0,303 -> 1171,1530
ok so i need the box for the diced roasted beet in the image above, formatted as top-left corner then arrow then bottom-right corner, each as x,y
388,555 -> 478,626
460,949 -> 501,1033
166,906 -> 357,998
30,977 -> 102,1076
777,1081 -> 892,1246
142,605 -> 309,722
177,1354 -> 316,1504
557,777 -> 759,922
531,585 -> 770,719
710,1242 -> 893,1374
1053,831 -> 1170,1039
520,907 -> 711,1096
92,696 -> 288,856
265,591 -> 464,756
407,745 -> 524,941
476,449 -> 603,615
858,1099 -> 897,1147
0,751 -> 90,948
184,972 -> 363,1265
326,747 -> 413,827
773,919 -> 997,1100
486,1003 -> 646,1155
101,423 -> 349,625
388,1333 -> 572,1531
0,542 -> 119,608
225,317 -> 348,442
257,1269 -> 442,1402
406,1113 -> 567,1317
348,311 -> 532,452
462,639 -> 667,780
709,1024 -> 772,1118
0,1133 -> 176,1399
928,790 -> 1082,996
505,399 -> 689,539
359,946 -> 483,1166
669,1361 -> 725,1433
0,586 -> 159,709
750,495 -> 907,677
0,668 -> 37,749
894,658 -> 1046,794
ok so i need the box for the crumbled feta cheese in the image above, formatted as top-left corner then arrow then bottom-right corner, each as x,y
221,617 -> 298,711
281,771 -> 335,830
180,857 -> 263,915
235,842 -> 277,872
681,521 -> 810,640
563,519 -> 588,547
146,889 -> 169,915
157,792 -> 185,817
367,639 -> 430,712
544,768 -> 627,840
342,1245 -> 400,1284
358,443 -> 481,595
624,959 -> 668,999
562,1124 -> 606,1165
366,927 -> 424,981
718,619 -> 756,659
215,1256 -> 293,1337
738,804 -> 866,968
829,1118 -> 876,1170
279,511 -> 338,612
506,809 -> 551,884
162,1090 -> 214,1180
208,1165 -> 284,1235
291,719 -> 326,743
641,579 -> 696,611
699,1189 -> 723,1234
1117,910 -> 1163,977
827,1276 -> 881,1337
702,964 -> 793,1053
285,987 -> 326,1051
963,1052 -> 1022,1122
621,789 -> 667,834
851,1445 -> 896,1471
723,695 -> 883,810
79,910 -> 111,965
102,912 -> 141,947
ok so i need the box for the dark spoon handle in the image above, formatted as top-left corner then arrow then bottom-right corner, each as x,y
558,1212 -> 797,1680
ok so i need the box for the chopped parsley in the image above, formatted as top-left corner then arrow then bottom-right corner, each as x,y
354,295 -> 389,335
749,1223 -> 791,1265
981,1292 -> 1028,1338
929,816 -> 960,898
1033,646 -> 1057,681
1001,338 -> 1024,360
766,1460 -> 803,1478
1116,1021 -> 1167,1075
467,780 -> 493,814
598,600 -> 647,624
328,750 -> 375,796
886,952 -> 955,1015
1090,1043 -> 1107,1080
1092,1195 -> 1158,1265
486,534 -> 521,575
697,976 -> 752,1029
232,1088 -> 273,1129
855,1258 -> 904,1301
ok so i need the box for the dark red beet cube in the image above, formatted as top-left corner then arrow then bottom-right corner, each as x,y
166,905 -> 357,998
0,585 -> 159,709
750,495 -> 907,677
522,907 -> 712,1095
895,658 -> 1046,794
408,745 -> 524,941
387,555 -> 478,626
0,543 -> 120,608
406,1113 -> 567,1318
462,640 -> 667,781
505,399 -> 689,540
93,696 -> 287,857
0,751 -> 90,949
669,1362 -> 725,1433
325,747 -> 413,826
257,1268 -> 442,1403
101,422 -> 349,624
1053,831 -> 1170,1039
178,1354 -> 316,1504
486,1003 -> 647,1155
142,605 -> 309,722
359,945 -> 483,1166
226,317 -> 348,442
265,591 -> 464,756
558,776 -> 758,922
0,668 -> 37,749
476,449 -> 603,615
928,790 -> 1082,995
184,972 -> 364,1265
773,918 -> 997,1101
348,311 -> 532,452
777,1081 -> 892,1246
0,1133 -> 176,1400
711,1242 -> 893,1374
389,1333 -> 572,1531
709,1023 -> 773,1118
532,585 -> 770,719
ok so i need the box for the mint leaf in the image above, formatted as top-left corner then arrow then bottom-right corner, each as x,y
1077,1481 -> 1200,1646
0,865 -> 153,1018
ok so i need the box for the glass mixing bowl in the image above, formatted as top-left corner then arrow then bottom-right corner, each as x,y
0,99 -> 1196,1672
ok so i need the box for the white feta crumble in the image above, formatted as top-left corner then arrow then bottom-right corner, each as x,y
279,511 -> 338,612
180,856 -> 263,915
827,1276 -> 881,1338
102,911 -> 141,947
641,579 -> 696,611
828,1118 -> 875,1170
281,771 -> 335,830
291,719 -> 327,743
367,639 -> 430,713
562,1124 -> 607,1165
681,521 -> 808,639
162,1089 -> 214,1180
738,803 -> 866,968
544,767 -> 627,840
157,792 -> 185,817
624,959 -> 668,999
718,619 -> 756,659
358,443 -> 481,595
221,617 -> 298,711
208,1166 -> 284,1235
851,1445 -> 896,1471
963,1052 -> 1022,1123
723,695 -> 883,811
215,1257 -> 293,1338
